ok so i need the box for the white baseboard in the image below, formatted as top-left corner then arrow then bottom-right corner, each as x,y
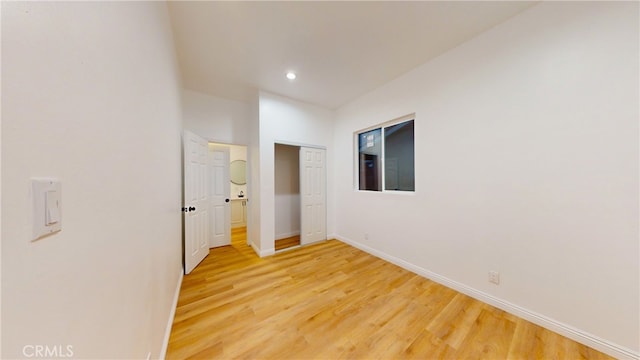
250,241 -> 275,258
160,268 -> 183,360
275,230 -> 300,240
335,235 -> 639,360
260,247 -> 275,257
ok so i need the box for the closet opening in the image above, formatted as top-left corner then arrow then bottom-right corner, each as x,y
274,143 -> 301,251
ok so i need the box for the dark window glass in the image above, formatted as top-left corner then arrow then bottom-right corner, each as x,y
357,119 -> 415,192
384,120 -> 414,191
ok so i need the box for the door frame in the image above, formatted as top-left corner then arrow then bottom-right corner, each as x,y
201,139 -> 251,245
182,134 -> 251,273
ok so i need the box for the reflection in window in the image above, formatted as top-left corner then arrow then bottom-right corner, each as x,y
358,128 -> 382,191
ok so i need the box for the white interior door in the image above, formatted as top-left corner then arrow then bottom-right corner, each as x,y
183,130 -> 209,274
209,145 -> 231,247
300,147 -> 326,245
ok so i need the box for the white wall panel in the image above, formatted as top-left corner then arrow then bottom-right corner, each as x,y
334,2 -> 638,356
2,2 -> 183,358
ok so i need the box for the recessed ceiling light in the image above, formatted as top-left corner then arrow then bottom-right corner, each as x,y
286,72 -> 297,80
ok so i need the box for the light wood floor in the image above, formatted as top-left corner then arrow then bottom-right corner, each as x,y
166,228 -> 614,359
275,234 -> 301,251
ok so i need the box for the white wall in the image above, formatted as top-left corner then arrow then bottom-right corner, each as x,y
2,2 -> 183,358
334,2 -> 638,357
256,91 -> 334,255
274,144 -> 300,239
182,89 -> 250,145
247,93 -> 261,254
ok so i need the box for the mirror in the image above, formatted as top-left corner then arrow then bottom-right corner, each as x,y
230,160 -> 247,185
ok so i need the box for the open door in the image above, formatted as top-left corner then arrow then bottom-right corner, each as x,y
209,145 -> 231,247
183,130 -> 210,274
300,147 -> 326,245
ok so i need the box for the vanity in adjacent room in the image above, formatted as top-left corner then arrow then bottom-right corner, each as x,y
230,159 -> 247,228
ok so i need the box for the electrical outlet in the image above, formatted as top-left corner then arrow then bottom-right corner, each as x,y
489,271 -> 500,285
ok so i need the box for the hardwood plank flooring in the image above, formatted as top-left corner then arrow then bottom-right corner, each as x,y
166,228 -> 614,359
275,234 -> 301,251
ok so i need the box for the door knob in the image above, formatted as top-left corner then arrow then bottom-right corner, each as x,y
188,206 -> 196,212
225,199 -> 230,203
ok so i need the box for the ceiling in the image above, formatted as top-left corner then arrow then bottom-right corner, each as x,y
167,1 -> 537,110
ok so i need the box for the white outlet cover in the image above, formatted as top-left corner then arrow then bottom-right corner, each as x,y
489,271 -> 500,285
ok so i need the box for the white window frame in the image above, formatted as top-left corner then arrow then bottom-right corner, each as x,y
354,113 -> 415,193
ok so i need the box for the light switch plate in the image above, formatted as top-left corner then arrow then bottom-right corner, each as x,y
32,178 -> 62,241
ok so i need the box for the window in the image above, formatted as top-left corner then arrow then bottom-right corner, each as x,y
357,116 -> 415,192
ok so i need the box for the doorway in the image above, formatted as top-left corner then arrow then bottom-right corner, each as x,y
209,142 -> 248,248
274,144 -> 301,251
183,130 -> 252,274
